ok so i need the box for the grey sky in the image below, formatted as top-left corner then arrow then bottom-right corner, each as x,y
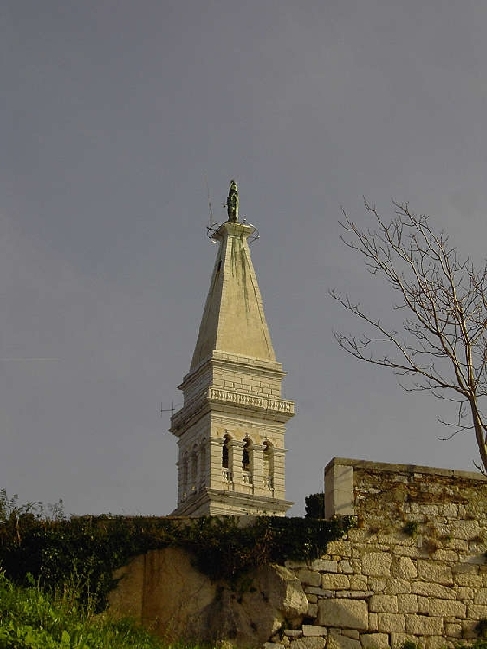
2,1 -> 487,515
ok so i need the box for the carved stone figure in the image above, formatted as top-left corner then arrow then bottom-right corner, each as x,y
227,179 -> 239,222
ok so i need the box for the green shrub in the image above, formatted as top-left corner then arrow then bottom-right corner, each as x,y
0,571 -> 166,649
305,493 -> 325,519
0,490 -> 354,613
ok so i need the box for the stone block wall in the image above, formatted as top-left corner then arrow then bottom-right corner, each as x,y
272,458 -> 487,649
110,458 -> 487,648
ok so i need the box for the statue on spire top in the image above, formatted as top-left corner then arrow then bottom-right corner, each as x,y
226,179 -> 239,223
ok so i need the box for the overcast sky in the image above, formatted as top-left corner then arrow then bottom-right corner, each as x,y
2,1 -> 487,516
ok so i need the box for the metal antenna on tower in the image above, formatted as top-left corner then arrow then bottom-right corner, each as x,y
205,175 -> 216,228
160,401 -> 175,419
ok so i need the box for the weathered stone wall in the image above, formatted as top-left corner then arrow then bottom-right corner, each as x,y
110,458 -> 487,648
274,458 -> 487,649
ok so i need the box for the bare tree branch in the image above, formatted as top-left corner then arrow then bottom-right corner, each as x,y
331,200 -> 487,472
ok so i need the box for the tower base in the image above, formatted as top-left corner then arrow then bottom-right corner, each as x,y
172,488 -> 293,517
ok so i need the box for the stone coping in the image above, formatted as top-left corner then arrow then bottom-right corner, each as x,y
325,456 -> 487,482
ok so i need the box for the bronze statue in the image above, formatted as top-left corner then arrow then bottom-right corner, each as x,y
226,179 -> 239,222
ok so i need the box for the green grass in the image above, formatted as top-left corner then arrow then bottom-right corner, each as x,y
0,571 -> 169,649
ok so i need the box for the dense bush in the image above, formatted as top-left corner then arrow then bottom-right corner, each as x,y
0,490 -> 353,612
304,493 -> 325,519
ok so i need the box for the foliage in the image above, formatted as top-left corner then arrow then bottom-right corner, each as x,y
305,493 -> 325,519
0,571 -> 167,649
0,491 -> 354,613
476,618 -> 487,639
399,641 -> 420,649
330,201 -> 487,473
402,521 -> 419,538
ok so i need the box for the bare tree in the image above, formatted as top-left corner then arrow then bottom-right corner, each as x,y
330,201 -> 487,473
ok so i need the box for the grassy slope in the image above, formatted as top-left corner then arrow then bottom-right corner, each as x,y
0,572 -> 167,649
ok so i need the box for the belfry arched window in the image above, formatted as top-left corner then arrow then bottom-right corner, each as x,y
181,452 -> 189,500
199,442 -> 206,488
222,434 -> 232,482
242,437 -> 253,484
263,440 -> 274,489
242,438 -> 251,471
190,445 -> 198,492
222,434 -> 230,469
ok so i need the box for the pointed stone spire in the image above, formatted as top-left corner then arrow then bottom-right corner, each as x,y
171,181 -> 294,517
190,220 -> 276,371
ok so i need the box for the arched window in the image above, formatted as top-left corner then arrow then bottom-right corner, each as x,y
222,434 -> 232,482
199,443 -> 206,488
181,453 -> 189,500
222,434 -> 230,469
263,441 -> 274,489
242,438 -> 251,472
190,445 -> 198,492
242,438 -> 253,484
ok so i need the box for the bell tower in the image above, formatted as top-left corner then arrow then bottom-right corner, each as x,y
170,181 -> 294,516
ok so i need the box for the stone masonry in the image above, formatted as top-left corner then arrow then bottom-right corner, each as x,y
271,458 -> 487,649
110,458 -> 487,649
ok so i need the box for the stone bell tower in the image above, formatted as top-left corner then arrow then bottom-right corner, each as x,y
170,180 -> 294,516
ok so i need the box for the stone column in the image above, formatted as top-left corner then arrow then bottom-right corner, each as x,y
252,444 -> 265,493
324,459 -> 354,518
209,438 -> 226,489
272,447 -> 287,500
230,440 -> 244,486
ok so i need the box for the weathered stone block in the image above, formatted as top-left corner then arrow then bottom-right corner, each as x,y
325,461 -> 354,518
284,630 -> 303,638
462,619 -> 480,640
450,520 -> 481,540
412,581 -> 455,599
327,629 -> 361,649
349,576 -> 368,591
390,633 -> 411,648
474,589 -> 487,605
377,612 -> 405,633
327,541 -> 353,557
419,597 -> 466,618
457,586 -> 474,601
444,622 -> 462,639
306,587 -> 333,597
361,552 -> 392,577
468,603 -> 487,619
302,625 -> 327,637
405,614 -> 443,636
424,635 -> 449,649
340,561 -> 353,574
384,578 -> 411,595
321,574 -> 350,590
417,560 -> 453,585
360,632 -> 390,649
289,637 -> 326,649
368,613 -> 378,632
454,573 -> 483,587
431,548 -> 458,562
392,556 -> 417,579
397,594 -> 418,614
318,599 -> 368,630
298,569 -> 321,587
311,559 -> 338,573
336,591 -> 374,600
367,578 -> 386,593
308,603 -> 318,617
369,594 -> 398,613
